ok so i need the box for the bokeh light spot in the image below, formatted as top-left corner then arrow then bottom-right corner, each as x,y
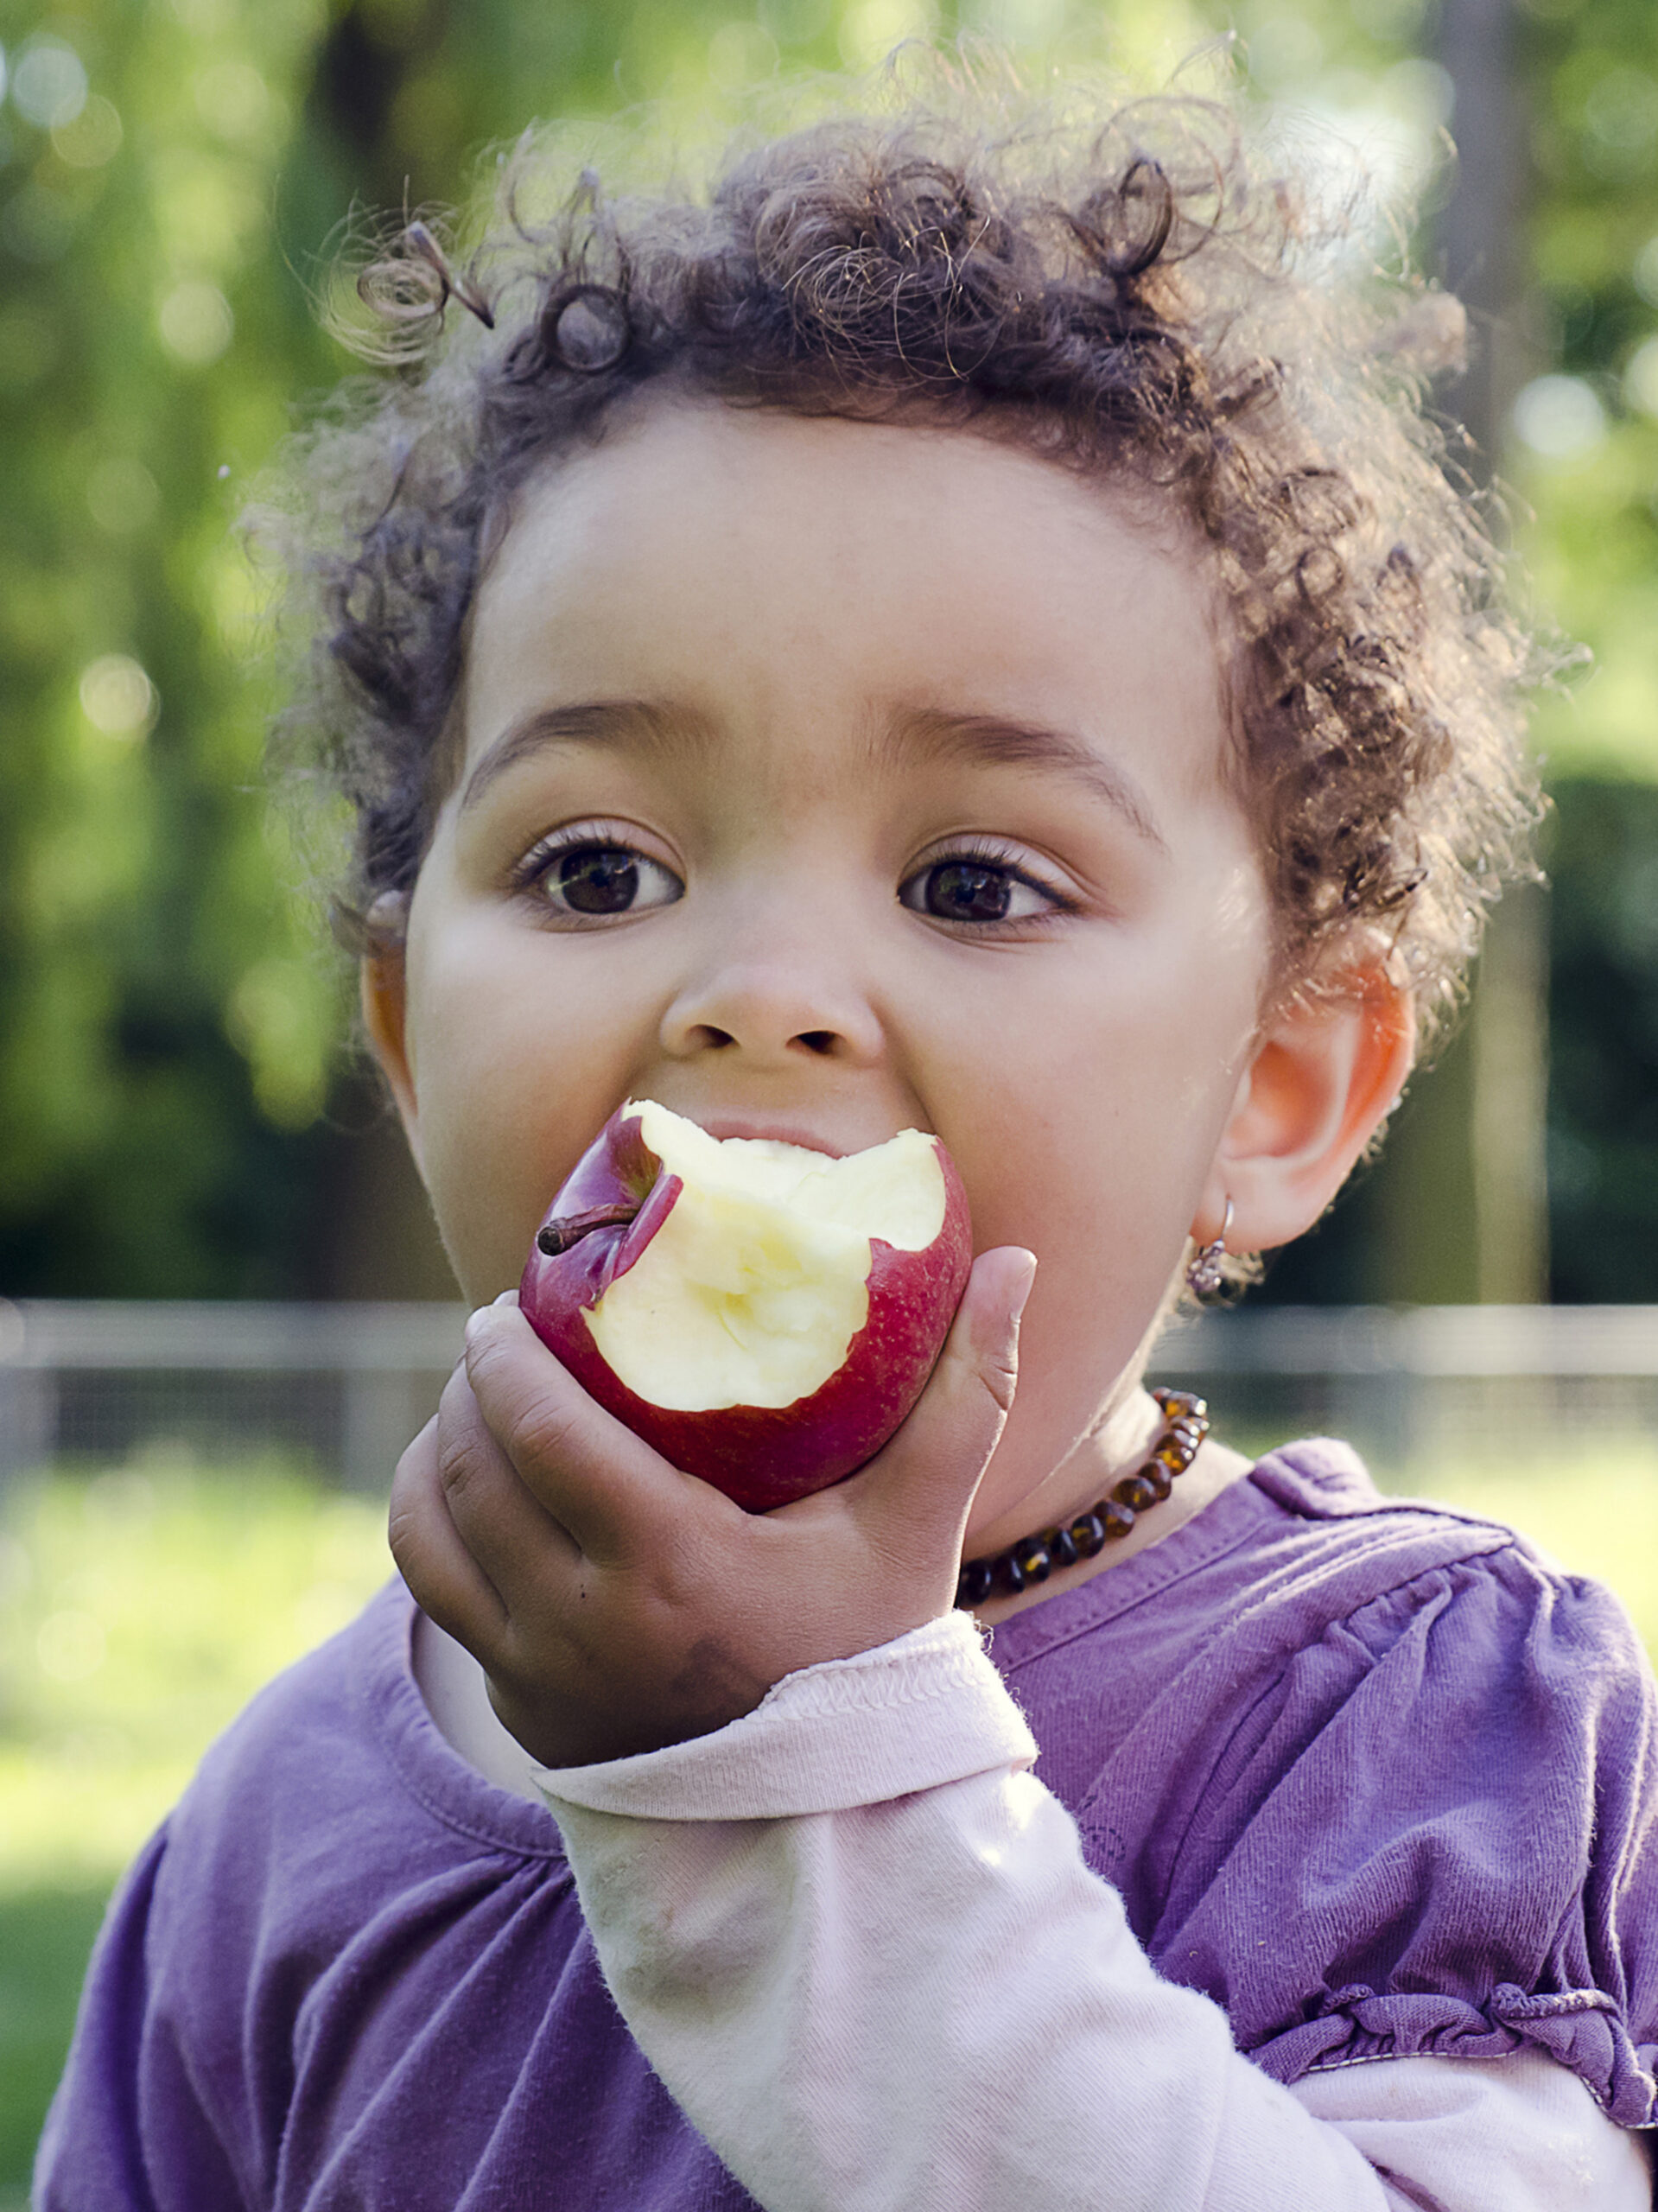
1511,374 -> 1607,461
158,280 -> 234,365
708,21 -> 778,92
838,0 -> 937,70
1624,337 -> 1658,419
11,38 -> 87,130
52,92 -> 122,168
192,59 -> 271,145
79,654 -> 158,738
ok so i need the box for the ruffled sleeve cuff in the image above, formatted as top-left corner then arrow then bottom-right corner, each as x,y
1248,1980 -> 1658,2130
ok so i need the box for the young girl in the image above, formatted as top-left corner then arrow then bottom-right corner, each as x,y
39,68 -> 1657,2212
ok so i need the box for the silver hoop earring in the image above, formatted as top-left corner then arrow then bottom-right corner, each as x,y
1186,1198 -> 1235,1299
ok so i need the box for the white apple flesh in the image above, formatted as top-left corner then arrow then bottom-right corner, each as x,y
518,1100 -> 974,1510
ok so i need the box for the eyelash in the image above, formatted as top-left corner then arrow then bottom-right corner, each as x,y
899,838 -> 1078,928
511,825 -> 683,918
510,828 -> 1077,927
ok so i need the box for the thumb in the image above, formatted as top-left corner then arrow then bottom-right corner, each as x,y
846,1244 -> 1037,1550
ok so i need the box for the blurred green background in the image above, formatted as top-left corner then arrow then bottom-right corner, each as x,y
3,0 -> 1658,2197
1,0 -> 1656,1309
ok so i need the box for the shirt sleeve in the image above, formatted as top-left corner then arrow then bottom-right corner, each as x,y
537,1613 -> 1654,2212
33,1827 -> 253,2212
1292,2051 -> 1653,2210
1144,1541 -> 1658,2126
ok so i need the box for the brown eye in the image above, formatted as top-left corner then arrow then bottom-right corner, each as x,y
899,855 -> 1058,925
536,842 -> 682,918
923,861 -> 1011,921
559,848 -> 638,912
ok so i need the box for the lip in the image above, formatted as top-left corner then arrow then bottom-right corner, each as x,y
694,1116 -> 851,1158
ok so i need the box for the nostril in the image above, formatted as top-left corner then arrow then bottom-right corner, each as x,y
689,1025 -> 736,1050
795,1030 -> 837,1057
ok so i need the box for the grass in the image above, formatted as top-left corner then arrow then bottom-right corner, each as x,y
1376,1448 -> 1658,1658
1,1439 -> 1655,2197
0,1459 -> 391,1896
0,1883 -> 112,2194
0,1455 -> 391,2202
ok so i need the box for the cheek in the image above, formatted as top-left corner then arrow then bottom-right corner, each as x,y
917,895 -> 1264,1355
943,956 -> 1258,1233
401,918 -> 654,1291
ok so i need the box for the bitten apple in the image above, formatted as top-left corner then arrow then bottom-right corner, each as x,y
518,1100 -> 973,1510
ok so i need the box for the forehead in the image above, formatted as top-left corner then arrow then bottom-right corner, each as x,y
461,399 -> 1229,793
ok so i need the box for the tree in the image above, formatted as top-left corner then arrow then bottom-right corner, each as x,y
2,0 -> 1654,1304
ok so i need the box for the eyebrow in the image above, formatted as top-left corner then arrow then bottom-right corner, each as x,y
458,695 -> 1168,853
880,708 -> 1168,851
456,699 -> 707,817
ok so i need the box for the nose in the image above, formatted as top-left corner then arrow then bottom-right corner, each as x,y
657,935 -> 885,1069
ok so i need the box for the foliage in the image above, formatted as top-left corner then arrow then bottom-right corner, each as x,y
1544,777 -> 1658,1297
1515,0 -> 1658,783
0,0 -> 353,1295
1,0 -> 1655,1300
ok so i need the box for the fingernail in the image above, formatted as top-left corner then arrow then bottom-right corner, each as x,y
1008,1249 -> 1038,1323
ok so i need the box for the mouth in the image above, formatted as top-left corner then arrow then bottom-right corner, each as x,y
692,1116 -> 852,1159
535,1110 -> 887,1259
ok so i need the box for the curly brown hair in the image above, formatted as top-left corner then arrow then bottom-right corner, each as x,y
262,65 -> 1544,1044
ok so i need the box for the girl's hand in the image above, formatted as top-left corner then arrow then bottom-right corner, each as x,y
388,1248 -> 1035,1769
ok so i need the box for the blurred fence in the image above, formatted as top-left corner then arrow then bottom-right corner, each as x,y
0,1302 -> 463,1491
0,1300 -> 1655,1487
1155,1303 -> 1658,1469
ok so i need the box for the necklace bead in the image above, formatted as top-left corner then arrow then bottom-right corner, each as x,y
956,1389 -> 1209,1610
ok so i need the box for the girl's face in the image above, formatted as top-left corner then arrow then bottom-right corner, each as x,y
381,401 -> 1275,1541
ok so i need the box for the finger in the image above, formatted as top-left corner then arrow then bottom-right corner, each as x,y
840,1245 -> 1037,1550
429,1357 -> 582,1599
462,1300 -> 719,1556
388,1406 -> 511,1652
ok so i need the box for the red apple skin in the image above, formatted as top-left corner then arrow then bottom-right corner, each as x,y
518,1107 -> 974,1511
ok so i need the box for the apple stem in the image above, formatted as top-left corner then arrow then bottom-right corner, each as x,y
536,1202 -> 639,1257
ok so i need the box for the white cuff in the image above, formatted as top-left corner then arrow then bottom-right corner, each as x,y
533,1610 -> 1034,1821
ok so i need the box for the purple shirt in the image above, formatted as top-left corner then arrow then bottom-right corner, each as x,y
38,1443 -> 1658,2208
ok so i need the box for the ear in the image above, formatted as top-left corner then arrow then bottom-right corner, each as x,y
360,938 -> 425,1178
1194,965 -> 1414,1255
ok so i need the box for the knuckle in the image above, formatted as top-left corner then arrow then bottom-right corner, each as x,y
500,1389 -> 582,1479
435,1362 -> 480,1442
462,1306 -> 536,1402
462,1312 -> 511,1385
385,1500 -> 422,1582
435,1410 -> 490,1502
979,1348 -> 1020,1418
463,1321 -> 586,1477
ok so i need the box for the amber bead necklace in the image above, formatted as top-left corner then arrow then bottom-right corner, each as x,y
955,1389 -> 1210,1609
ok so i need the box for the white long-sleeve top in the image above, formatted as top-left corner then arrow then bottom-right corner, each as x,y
532,1613 -> 1654,2212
